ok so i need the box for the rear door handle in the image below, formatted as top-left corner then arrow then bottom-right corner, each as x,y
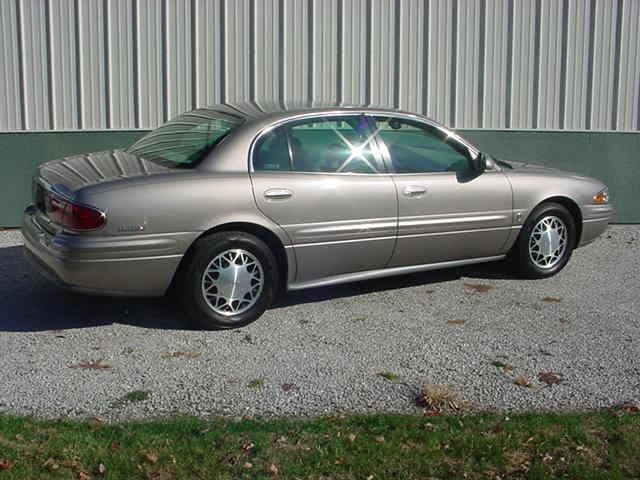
403,185 -> 427,197
263,188 -> 293,200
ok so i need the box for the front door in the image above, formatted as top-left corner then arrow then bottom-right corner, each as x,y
370,115 -> 513,267
250,114 -> 397,284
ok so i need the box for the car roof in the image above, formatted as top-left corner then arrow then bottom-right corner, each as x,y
196,101 -> 481,173
202,101 -> 428,124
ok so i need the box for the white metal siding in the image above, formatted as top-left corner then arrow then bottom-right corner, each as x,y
590,0 -> 618,130
536,0 -> 563,129
340,0 -> 368,106
455,0 -> 480,128
425,0 -> 454,127
397,0 -> 424,115
311,0 -> 338,105
369,0 -> 396,108
106,0 -> 135,128
136,0 -> 163,128
617,0 -> 640,131
49,0 -> 79,129
482,0 -> 509,129
77,0 -> 107,129
254,0 -> 279,106
194,0 -> 222,109
224,0 -> 250,104
19,0 -> 50,129
165,0 -> 193,120
1,0 -> 638,132
564,0 -> 592,130
509,0 -> 536,129
283,0 -> 309,107
0,0 -> 23,130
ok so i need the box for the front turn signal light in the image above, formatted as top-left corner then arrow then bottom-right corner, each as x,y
592,189 -> 609,204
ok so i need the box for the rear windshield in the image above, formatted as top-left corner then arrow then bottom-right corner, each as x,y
127,109 -> 243,168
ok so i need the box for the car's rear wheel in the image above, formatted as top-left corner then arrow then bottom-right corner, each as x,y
180,231 -> 279,329
510,202 -> 576,278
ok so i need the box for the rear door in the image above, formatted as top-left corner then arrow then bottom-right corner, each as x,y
250,114 -> 398,285
370,115 -> 513,267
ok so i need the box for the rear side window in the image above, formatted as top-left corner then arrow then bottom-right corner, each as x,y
253,128 -> 291,171
372,116 -> 471,174
253,115 -> 385,174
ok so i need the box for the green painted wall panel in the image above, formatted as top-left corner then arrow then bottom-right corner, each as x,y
0,130 -> 637,226
0,131 -> 147,227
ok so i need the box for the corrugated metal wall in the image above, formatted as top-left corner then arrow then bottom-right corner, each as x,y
1,0 -> 639,132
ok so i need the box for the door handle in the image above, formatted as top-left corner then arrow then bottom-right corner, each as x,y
403,185 -> 427,197
264,188 -> 293,200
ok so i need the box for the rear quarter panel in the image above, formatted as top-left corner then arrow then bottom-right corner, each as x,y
81,174 -> 260,231
76,172 -> 292,256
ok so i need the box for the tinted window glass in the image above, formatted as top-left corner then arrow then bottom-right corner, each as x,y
287,116 -> 385,173
127,109 -> 242,168
372,117 -> 470,174
253,128 -> 291,171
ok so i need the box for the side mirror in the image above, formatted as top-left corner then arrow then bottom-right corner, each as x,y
470,152 -> 486,172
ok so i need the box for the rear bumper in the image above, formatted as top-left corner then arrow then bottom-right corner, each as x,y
22,206 -> 188,297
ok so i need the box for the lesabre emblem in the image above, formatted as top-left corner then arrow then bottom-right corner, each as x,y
117,224 -> 145,232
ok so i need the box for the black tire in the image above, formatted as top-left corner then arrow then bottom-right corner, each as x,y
509,202 -> 576,278
179,231 -> 279,330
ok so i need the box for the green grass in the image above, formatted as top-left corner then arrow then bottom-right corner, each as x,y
0,409 -> 639,479
123,391 -> 151,403
247,378 -> 265,389
377,371 -> 401,382
491,360 -> 513,371
109,391 -> 151,409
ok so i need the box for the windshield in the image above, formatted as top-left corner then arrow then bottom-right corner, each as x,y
127,109 -> 243,168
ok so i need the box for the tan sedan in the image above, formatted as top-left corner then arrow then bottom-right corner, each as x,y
23,104 -> 614,329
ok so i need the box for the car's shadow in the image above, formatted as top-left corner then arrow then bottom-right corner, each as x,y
274,261 -> 515,308
0,244 -> 516,332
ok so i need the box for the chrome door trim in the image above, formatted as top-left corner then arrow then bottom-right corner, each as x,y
284,235 -> 396,249
396,225 -> 519,240
363,113 -> 482,174
284,225 -> 520,249
282,216 -> 397,241
248,110 -> 481,173
287,255 -> 506,290
399,211 -> 512,228
249,112 -> 373,173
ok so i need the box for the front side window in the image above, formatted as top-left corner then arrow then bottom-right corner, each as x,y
254,115 -> 385,174
372,116 -> 471,174
127,109 -> 243,168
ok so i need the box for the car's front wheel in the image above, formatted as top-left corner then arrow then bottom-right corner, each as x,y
180,231 -> 279,329
510,202 -> 576,278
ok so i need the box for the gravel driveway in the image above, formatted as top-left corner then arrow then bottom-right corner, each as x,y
0,226 -> 638,420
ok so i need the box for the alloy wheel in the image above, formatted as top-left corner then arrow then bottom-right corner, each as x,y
528,215 -> 568,269
201,249 -> 264,316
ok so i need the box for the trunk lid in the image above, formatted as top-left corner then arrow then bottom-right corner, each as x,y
37,149 -> 173,192
33,150 -> 176,232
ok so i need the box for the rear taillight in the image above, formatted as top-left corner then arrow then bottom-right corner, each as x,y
43,190 -> 105,231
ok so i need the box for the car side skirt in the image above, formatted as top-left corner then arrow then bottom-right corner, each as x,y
287,255 -> 506,291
